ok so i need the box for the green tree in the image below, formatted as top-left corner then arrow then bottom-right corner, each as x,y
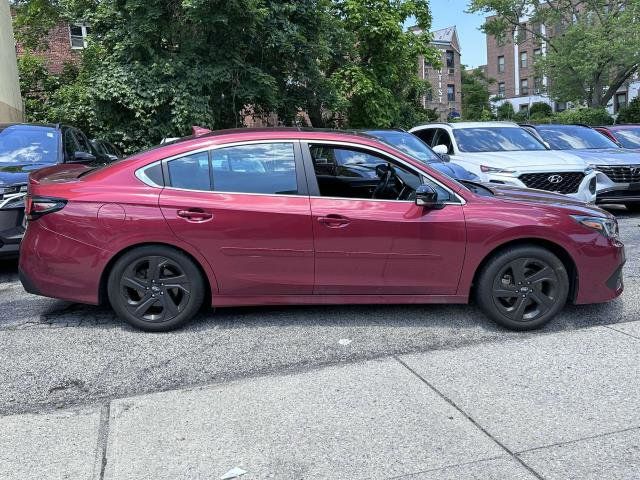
327,0 -> 440,128
617,97 -> 640,124
461,66 -> 494,120
496,101 -> 515,120
468,0 -> 640,108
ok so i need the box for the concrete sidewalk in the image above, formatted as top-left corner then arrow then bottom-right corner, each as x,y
1,322 -> 639,480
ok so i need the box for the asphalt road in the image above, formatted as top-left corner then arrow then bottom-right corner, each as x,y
1,207 -> 638,417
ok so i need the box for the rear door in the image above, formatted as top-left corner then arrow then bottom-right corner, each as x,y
159,141 -> 314,295
303,141 -> 466,295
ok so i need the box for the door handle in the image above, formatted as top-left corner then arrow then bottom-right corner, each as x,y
317,214 -> 350,228
177,209 -> 213,222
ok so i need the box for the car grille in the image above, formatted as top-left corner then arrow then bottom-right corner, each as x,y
518,172 -> 585,194
595,165 -> 640,183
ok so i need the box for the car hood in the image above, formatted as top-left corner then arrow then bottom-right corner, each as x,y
429,161 -> 478,181
556,148 -> 640,166
457,150 -> 588,170
479,183 -> 607,216
0,162 -> 57,187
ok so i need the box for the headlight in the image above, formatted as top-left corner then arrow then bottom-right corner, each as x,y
571,215 -> 619,238
480,165 -> 516,174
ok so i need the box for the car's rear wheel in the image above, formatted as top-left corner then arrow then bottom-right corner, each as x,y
107,245 -> 205,331
476,245 -> 569,331
624,203 -> 640,213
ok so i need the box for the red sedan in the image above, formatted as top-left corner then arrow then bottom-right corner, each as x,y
19,129 -> 625,331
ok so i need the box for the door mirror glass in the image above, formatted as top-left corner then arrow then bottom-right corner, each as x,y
432,144 -> 449,155
415,184 -> 441,208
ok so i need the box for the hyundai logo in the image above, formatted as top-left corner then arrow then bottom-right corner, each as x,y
547,175 -> 564,184
632,167 -> 640,176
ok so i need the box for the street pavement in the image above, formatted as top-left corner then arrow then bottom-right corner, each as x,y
0,208 -> 638,479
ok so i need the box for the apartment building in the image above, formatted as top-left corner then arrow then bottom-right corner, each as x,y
0,1 -> 23,122
486,16 -> 638,115
414,26 -> 462,121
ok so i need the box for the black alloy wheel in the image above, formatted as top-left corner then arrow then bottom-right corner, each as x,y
108,246 -> 205,331
476,246 -> 569,330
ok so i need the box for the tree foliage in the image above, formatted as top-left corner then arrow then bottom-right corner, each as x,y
13,0 -> 440,151
468,0 -> 640,108
496,101 -> 515,120
461,66 -> 494,120
617,96 -> 640,123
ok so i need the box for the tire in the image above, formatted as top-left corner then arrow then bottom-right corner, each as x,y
107,245 -> 205,332
624,203 -> 640,213
475,245 -> 569,331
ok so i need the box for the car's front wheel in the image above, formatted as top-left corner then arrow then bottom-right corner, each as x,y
107,245 -> 205,331
475,245 -> 569,330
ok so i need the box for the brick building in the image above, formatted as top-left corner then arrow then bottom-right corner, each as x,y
14,18 -> 88,74
413,26 -> 463,121
485,16 -> 639,115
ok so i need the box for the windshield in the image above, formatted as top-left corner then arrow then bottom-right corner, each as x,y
613,128 -> 640,149
453,127 -> 546,152
0,125 -> 60,164
363,130 -> 441,163
535,125 -> 619,150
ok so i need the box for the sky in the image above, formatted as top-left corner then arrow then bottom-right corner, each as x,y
413,0 -> 488,68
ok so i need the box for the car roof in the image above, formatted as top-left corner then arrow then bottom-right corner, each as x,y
0,122 -> 60,130
606,124 -> 640,130
412,121 -> 520,130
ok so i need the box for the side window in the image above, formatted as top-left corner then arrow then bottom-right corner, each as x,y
412,129 -> 436,146
63,130 -> 78,160
309,144 -> 421,200
73,130 -> 92,154
433,129 -> 454,154
167,152 -> 211,191
211,143 -> 298,195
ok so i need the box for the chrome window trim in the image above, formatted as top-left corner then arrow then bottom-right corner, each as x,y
134,138 -> 466,205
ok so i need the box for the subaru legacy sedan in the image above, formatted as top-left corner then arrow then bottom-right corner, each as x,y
19,129 -> 624,332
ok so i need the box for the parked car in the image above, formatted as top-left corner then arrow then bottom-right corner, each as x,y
360,129 -> 479,181
409,122 -> 597,203
0,123 -> 102,257
91,139 -> 123,162
594,125 -> 640,150
20,128 -> 624,332
522,124 -> 640,211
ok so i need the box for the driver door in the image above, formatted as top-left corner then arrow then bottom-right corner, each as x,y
303,142 -> 466,295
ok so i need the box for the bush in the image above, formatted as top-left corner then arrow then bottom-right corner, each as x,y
617,97 -> 640,123
529,102 -> 553,117
554,107 -> 613,126
496,101 -> 515,120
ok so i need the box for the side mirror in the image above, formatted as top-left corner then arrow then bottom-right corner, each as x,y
71,151 -> 96,162
432,144 -> 449,155
415,184 -> 441,208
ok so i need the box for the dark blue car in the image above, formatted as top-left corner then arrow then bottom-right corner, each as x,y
361,129 -> 479,181
0,123 -> 104,256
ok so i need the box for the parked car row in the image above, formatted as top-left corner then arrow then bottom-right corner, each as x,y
0,123 -> 122,256
17,126 -> 625,334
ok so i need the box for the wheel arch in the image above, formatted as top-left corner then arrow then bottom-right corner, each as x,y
98,242 -> 214,307
470,237 -> 579,303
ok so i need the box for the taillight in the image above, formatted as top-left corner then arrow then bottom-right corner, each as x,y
27,196 -> 67,220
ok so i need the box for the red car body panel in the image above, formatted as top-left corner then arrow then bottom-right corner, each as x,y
19,129 -> 624,310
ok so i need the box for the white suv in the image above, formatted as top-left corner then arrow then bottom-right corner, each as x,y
410,122 -> 597,202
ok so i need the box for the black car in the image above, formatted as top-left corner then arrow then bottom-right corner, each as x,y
0,123 -> 102,257
91,139 -> 123,162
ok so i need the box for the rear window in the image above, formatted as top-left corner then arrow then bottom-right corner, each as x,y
167,152 -> 211,191
0,125 -> 60,164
